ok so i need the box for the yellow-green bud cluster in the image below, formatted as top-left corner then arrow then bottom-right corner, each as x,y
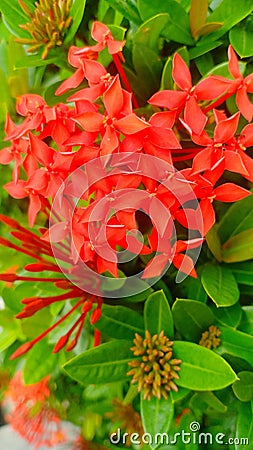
17,0 -> 73,59
199,325 -> 221,349
127,330 -> 181,400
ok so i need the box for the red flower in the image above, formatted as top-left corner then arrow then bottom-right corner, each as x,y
149,53 -> 208,135
182,110 -> 253,182
4,372 -> 66,449
76,75 -> 148,157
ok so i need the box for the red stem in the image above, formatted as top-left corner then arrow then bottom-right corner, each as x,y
113,53 -> 139,109
202,91 -> 232,114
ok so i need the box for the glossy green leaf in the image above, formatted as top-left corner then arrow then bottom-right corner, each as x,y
204,60 -> 245,78
233,371 -> 253,402
216,326 -> 253,367
188,40 -> 222,59
217,191 -> 253,244
236,402 -> 253,450
95,304 -> 144,340
15,54 -> 64,68
140,393 -> 174,449
230,261 -> 253,286
201,0 -> 253,41
105,0 -> 141,24
197,391 -> 227,412
201,264 -> 239,307
173,341 -> 237,390
239,307 -> 253,334
23,339 -> 59,384
144,290 -> 174,338
206,225 -> 222,262
105,278 -> 153,302
63,340 -> 133,384
195,22 -> 223,38
0,0 -> 34,38
21,308 -> 53,340
107,24 -> 126,41
0,330 -> 17,353
170,387 -> 190,403
172,299 -> 214,341
137,0 -> 194,45
195,52 -> 214,76
184,275 -> 208,303
160,56 -> 173,90
132,44 -> 163,100
65,0 -> 87,43
133,14 -> 169,50
210,302 -> 242,328
222,229 -> 253,263
229,20 -> 253,57
190,0 -> 208,38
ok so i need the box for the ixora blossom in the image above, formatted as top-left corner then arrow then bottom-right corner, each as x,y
4,372 -> 66,448
1,21 -> 253,359
127,331 -> 182,400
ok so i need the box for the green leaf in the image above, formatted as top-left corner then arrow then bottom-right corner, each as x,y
144,290 -> 174,338
0,329 -> 17,353
63,340 -> 133,384
104,278 -> 153,302
21,308 -> 52,340
217,186 -> 253,244
133,14 -> 169,51
195,52 -> 214,76
137,0 -> 194,45
172,299 -> 214,341
222,229 -> 253,263
216,326 -> 253,367
107,24 -> 126,41
95,304 -> 145,340
229,21 -> 253,58
190,0 -> 208,38
239,306 -> 253,334
170,387 -> 190,403
132,44 -> 163,100
230,261 -> 253,286
0,0 -> 34,38
140,393 -> 174,450
195,22 -> 223,38
197,391 -> 227,413
23,339 -> 59,384
105,0 -> 141,24
204,60 -> 246,78
210,302 -> 242,328
236,402 -> 253,450
206,225 -> 222,261
185,275 -> 208,303
201,264 -> 239,307
173,341 -> 237,390
160,56 -> 173,90
201,0 -> 253,41
65,0 -> 87,43
233,371 -> 253,402
188,40 -> 222,59
15,54 -> 64,68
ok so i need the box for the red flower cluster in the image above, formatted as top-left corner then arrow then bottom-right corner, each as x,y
4,372 -> 66,448
1,21 -> 253,357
